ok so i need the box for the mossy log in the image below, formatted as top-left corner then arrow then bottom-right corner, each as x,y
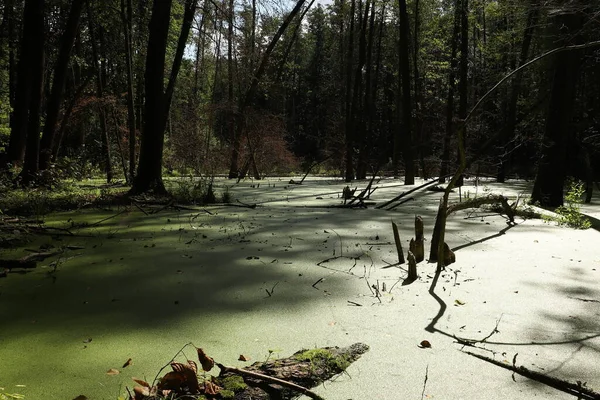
216,343 -> 369,400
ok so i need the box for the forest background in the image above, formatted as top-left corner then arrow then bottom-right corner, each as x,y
0,0 -> 599,207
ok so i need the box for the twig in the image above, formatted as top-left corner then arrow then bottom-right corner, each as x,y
347,301 -> 363,306
463,351 -> 600,399
421,364 -> 429,400
132,202 -> 149,215
481,315 -> 502,343
312,278 -> 324,289
217,363 -> 326,400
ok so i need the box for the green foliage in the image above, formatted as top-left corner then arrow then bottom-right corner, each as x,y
542,180 -> 591,229
0,180 -> 127,217
169,177 -> 219,205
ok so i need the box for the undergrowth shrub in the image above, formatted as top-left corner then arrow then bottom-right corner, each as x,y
543,180 -> 591,229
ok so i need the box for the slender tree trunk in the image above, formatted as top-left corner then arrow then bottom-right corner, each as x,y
413,0 -> 426,178
132,0 -> 198,194
351,0 -> 369,180
121,0 -> 136,184
87,2 -> 113,183
455,0 -> 468,187
439,0 -> 461,183
497,0 -> 539,182
226,0 -> 238,178
228,0 -> 308,179
357,0 -> 376,179
344,0 -> 356,182
39,0 -> 84,171
19,0 -> 46,184
398,0 -> 414,185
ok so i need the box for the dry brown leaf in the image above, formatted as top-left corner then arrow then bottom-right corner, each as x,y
419,340 -> 432,348
106,368 -> 120,376
238,354 -> 250,362
123,358 -> 133,368
158,371 -> 186,391
132,378 -> 150,387
196,347 -> 214,371
187,360 -> 198,373
169,362 -> 200,393
204,380 -> 222,395
133,385 -> 151,397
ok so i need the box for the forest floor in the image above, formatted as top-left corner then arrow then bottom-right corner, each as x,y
1,176 -> 599,400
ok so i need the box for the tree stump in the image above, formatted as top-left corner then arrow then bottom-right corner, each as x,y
391,220 -> 405,264
407,251 -> 418,281
443,242 -> 456,266
413,216 -> 425,262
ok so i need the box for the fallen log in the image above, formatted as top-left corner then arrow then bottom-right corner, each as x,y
216,343 -> 369,400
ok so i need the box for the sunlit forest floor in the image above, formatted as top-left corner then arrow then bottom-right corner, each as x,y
1,176 -> 599,399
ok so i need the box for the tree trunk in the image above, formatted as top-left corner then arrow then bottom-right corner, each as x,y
39,0 -> 84,171
398,0 -> 414,185
131,0 -> 173,194
227,0 -> 238,178
455,0 -> 468,188
121,0 -> 136,184
497,0 -> 539,183
132,0 -> 198,194
344,0 -> 356,182
19,0 -> 46,184
532,8 -> 583,207
439,0 -> 461,183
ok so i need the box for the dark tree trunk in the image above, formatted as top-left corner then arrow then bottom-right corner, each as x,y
19,0 -> 45,184
455,0 -> 468,187
344,0 -> 356,182
132,0 -> 172,194
121,0 -> 136,184
497,0 -> 539,183
439,0 -> 461,183
351,0 -> 370,180
132,0 -> 197,194
357,0 -> 376,179
227,0 -> 237,178
7,0 -> 40,168
39,0 -> 84,171
88,6 -> 113,183
532,8 -> 583,207
398,0 -> 414,185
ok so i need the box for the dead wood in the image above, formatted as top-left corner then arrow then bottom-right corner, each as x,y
376,174 -> 453,210
392,221 -> 405,264
407,251 -> 418,282
463,351 -> 600,400
430,194 -> 515,263
216,343 -> 369,400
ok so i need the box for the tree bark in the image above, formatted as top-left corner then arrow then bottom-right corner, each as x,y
532,7 -> 583,207
39,0 -> 84,171
132,0 -> 198,194
497,0 -> 540,183
344,0 -> 356,182
398,0 -> 414,185
439,0 -> 461,183
131,0 -> 173,194
121,0 -> 136,184
16,0 -> 45,184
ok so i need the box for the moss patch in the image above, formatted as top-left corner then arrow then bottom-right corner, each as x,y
294,348 -> 350,372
